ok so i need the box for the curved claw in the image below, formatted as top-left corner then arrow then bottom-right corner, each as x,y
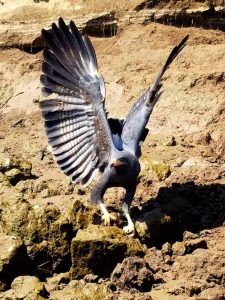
99,202 -> 117,226
101,212 -> 117,226
101,212 -> 111,226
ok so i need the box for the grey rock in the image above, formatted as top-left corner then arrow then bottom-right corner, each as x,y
111,256 -> 154,292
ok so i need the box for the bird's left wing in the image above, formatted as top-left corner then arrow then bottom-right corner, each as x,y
40,18 -> 115,186
121,35 -> 189,156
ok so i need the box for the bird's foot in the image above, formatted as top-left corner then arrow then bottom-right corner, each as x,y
99,202 -> 117,226
123,222 -> 135,234
123,213 -> 135,234
101,212 -> 117,226
101,211 -> 111,226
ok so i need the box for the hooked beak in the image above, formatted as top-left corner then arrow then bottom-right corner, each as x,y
111,159 -> 123,168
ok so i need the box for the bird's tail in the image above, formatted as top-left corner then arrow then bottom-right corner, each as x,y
145,35 -> 189,107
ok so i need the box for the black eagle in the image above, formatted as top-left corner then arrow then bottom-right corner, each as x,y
40,18 -> 188,233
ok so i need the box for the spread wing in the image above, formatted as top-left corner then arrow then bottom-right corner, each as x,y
40,18 -> 115,186
121,35 -> 189,155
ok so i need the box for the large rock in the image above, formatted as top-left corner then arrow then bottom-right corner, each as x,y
135,182 -> 225,245
111,256 -> 154,292
0,235 -> 31,291
50,280 -> 107,300
0,194 -> 94,277
70,224 -> 144,279
135,208 -> 171,244
0,276 -> 48,300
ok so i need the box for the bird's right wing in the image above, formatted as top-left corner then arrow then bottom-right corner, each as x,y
40,18 -> 115,186
121,35 -> 189,156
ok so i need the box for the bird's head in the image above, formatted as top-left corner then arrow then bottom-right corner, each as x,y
110,157 -> 131,173
110,157 -> 130,170
110,153 -> 140,178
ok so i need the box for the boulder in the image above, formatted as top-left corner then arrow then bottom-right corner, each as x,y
50,280 -> 107,300
70,224 -> 144,279
111,256 -> 154,292
135,208 -> 171,244
0,276 -> 47,300
0,234 -> 31,291
0,194 -> 94,277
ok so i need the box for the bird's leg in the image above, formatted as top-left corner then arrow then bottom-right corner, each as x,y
123,211 -> 135,234
122,186 -> 136,234
90,171 -> 116,226
90,171 -> 109,225
99,201 -> 111,226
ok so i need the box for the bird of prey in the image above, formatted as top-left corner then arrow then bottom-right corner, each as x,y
40,17 -> 188,234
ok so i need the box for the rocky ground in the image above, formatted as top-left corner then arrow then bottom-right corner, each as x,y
0,0 -> 225,299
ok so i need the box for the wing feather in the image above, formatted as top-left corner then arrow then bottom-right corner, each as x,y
53,132 -> 92,155
59,143 -> 93,169
40,18 -> 114,185
45,115 -> 92,132
55,138 -> 91,162
61,146 -> 94,174
72,155 -> 98,183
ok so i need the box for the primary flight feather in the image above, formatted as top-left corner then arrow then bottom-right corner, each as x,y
40,17 -> 188,233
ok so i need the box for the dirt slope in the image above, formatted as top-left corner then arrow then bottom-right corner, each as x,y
0,1 -> 225,299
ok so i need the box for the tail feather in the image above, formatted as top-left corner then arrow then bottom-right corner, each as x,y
147,35 -> 189,106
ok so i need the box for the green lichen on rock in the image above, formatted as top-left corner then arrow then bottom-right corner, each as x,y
66,199 -> 94,234
0,194 -> 97,277
18,160 -> 32,177
172,241 -> 186,256
140,158 -> 171,181
150,160 -> 171,181
70,224 -> 144,279
0,156 -> 32,174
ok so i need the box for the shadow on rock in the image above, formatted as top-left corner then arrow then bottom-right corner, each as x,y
134,182 -> 225,247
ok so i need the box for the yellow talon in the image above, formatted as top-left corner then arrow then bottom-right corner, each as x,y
101,212 -> 117,226
99,202 -> 117,226
101,212 -> 111,226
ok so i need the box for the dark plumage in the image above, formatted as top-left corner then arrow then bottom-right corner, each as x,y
40,18 -> 188,233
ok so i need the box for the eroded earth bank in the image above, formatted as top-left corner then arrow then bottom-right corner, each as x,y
0,0 -> 225,299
